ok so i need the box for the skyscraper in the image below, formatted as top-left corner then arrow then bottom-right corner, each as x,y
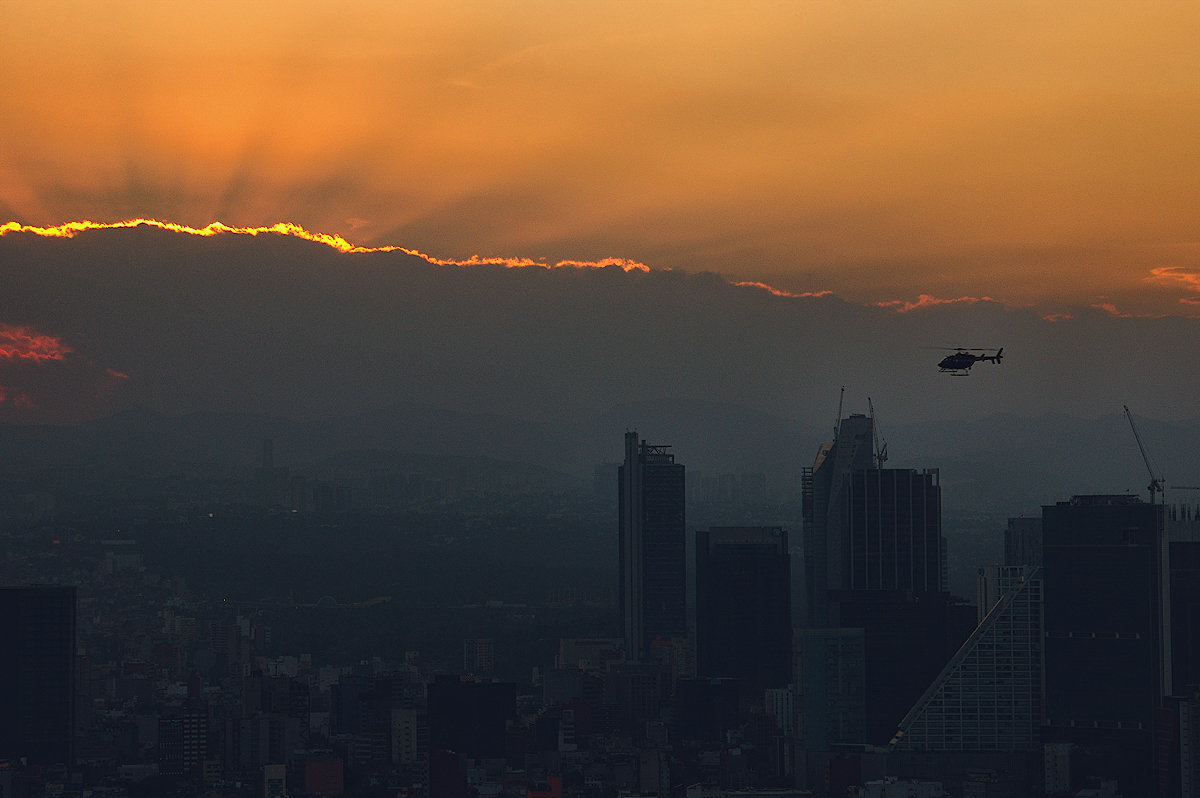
803,413 -> 875,628
695,526 -> 791,693
844,467 -> 944,594
619,431 -> 686,663
1004,516 -> 1043,567
795,628 -> 866,751
1042,494 -> 1168,795
0,585 -> 77,766
802,412 -> 960,744
802,413 -> 945,626
890,565 -> 1043,752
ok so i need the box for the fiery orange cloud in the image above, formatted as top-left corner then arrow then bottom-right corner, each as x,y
1145,267 -> 1200,307
0,219 -> 651,272
0,323 -> 72,361
1089,302 -> 1170,320
732,282 -> 833,299
1146,266 -> 1200,289
0,319 -> 128,419
1092,303 -> 1127,317
874,294 -> 999,313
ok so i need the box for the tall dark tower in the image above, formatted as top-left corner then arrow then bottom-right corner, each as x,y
803,413 -> 945,626
1042,494 -> 1169,795
0,585 -> 77,766
802,411 -> 963,745
803,413 -> 875,628
695,526 -> 791,694
619,431 -> 686,662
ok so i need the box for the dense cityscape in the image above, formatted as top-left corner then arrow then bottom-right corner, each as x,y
3,410 -> 1198,798
6,2 -> 1200,796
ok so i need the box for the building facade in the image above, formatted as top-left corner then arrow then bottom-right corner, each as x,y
891,565 -> 1043,753
695,526 -> 791,693
619,431 -> 686,662
1042,494 -> 1168,795
0,585 -> 77,766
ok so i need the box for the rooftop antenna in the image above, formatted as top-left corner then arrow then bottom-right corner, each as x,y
1124,405 -> 1164,504
868,396 -> 888,468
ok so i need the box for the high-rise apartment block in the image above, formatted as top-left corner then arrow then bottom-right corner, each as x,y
619,431 -> 686,662
794,628 -> 866,752
803,414 -> 944,628
802,413 -> 958,744
891,565 -> 1043,752
1042,495 -> 1168,795
1004,516 -> 1043,567
695,526 -> 791,692
0,585 -> 77,766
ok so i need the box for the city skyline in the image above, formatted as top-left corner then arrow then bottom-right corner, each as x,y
2,6 -> 1200,789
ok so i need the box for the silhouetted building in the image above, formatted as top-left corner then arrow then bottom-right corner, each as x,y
427,676 -> 515,759
158,710 -> 208,780
803,414 -> 876,628
427,676 -> 516,798
802,412 -> 960,744
1004,516 -> 1043,567
1180,697 -> 1200,798
891,566 -> 1043,752
695,526 -> 791,694
803,414 -> 945,627
1169,507 -> 1200,697
463,638 -> 495,677
795,628 -> 866,752
838,591 -> 974,745
0,585 -> 76,766
619,431 -> 686,662
675,678 -> 740,743
1042,495 -> 1168,796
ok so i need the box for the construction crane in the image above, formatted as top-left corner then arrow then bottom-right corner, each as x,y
1124,405 -> 1164,504
868,396 -> 888,468
832,385 -> 845,441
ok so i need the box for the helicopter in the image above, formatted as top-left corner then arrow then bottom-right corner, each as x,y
932,347 -> 1004,375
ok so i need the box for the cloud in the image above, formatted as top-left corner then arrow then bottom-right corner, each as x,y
0,219 -> 651,272
0,319 -> 125,419
2,222 -> 1199,427
1089,301 -> 1171,319
1146,266 -> 1200,308
873,294 -> 1000,313
4,3 -> 1200,317
0,322 -> 72,361
731,282 -> 833,299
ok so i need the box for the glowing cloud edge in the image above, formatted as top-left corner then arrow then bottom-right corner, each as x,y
7,219 -> 1189,320
0,219 -> 655,273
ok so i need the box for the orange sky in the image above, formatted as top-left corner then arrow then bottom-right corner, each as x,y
2,0 -> 1199,316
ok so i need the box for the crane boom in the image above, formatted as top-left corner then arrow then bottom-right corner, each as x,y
832,385 -> 845,441
868,396 -> 888,468
1124,404 -> 1164,503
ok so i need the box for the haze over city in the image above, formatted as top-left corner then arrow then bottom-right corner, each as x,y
3,3 -> 1200,797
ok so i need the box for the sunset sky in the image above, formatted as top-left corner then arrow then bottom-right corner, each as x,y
3,1 -> 1199,317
